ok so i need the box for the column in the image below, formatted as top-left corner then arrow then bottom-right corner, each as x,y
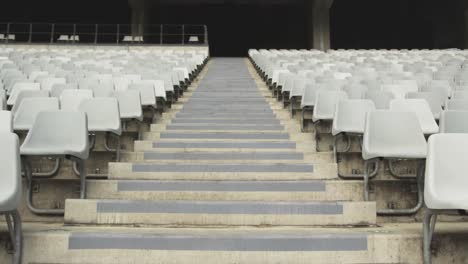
307,0 -> 334,50
129,0 -> 150,37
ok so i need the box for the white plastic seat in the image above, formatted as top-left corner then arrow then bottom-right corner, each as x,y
78,98 -> 122,135
128,83 -> 157,107
445,99 -> 468,111
11,90 -> 49,115
92,85 -> 115,97
365,91 -> 394,109
312,91 -> 348,122
41,77 -> 66,91
0,110 -> 13,132
20,111 -> 89,215
300,85 -> 319,108
13,98 -> 59,131
423,133 -> 468,263
382,84 -> 416,99
363,110 -> 427,160
0,90 -> 5,110
332,99 -> 376,136
7,82 -> 41,106
115,90 -> 143,121
51,83 -> 78,97
390,99 -> 439,134
439,111 -> 468,133
406,92 -> 444,119
60,89 -> 93,111
343,84 -> 368,99
452,91 -> 468,99
0,131 -> 22,263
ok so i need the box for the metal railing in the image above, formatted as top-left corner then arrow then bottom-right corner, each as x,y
0,23 -> 208,45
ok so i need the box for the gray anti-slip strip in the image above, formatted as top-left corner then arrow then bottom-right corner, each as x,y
132,164 -> 313,173
153,142 -> 296,149
159,132 -> 289,140
171,119 -> 280,124
166,125 -> 283,131
117,180 -> 325,192
175,114 -> 277,119
95,200 -> 342,215
143,152 -> 303,160
69,233 -> 367,251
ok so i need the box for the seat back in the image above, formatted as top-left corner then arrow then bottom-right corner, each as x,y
0,132 -> 21,212
425,134 -> 468,210
445,99 -> 468,111
0,111 -> 13,132
390,99 -> 439,134
60,89 -> 93,111
332,99 -> 375,136
439,111 -> 468,133
115,90 -> 143,121
11,89 -> 50,115
365,90 -> 395,109
312,90 -> 348,122
406,92 -> 444,119
128,83 -> 156,106
362,110 -> 427,160
79,98 -> 122,135
13,98 -> 60,131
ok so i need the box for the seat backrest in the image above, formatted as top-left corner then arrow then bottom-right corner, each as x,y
445,99 -> 468,111
365,90 -> 395,109
0,132 -> 21,212
382,84 -> 414,99
41,77 -> 66,91
406,92 -> 444,119
79,98 -> 122,135
7,82 -> 41,106
332,99 -> 376,136
60,89 -> 93,111
362,110 -> 427,160
13,98 -> 59,131
0,90 -> 6,110
128,83 -> 156,106
115,90 -> 143,121
452,91 -> 468,100
11,89 -> 50,115
92,84 -> 115,97
51,83 -> 79,98
312,90 -> 348,122
425,134 -> 468,210
439,111 -> 468,133
390,99 -> 439,134
0,111 -> 13,132
343,84 -> 368,99
21,111 -> 89,160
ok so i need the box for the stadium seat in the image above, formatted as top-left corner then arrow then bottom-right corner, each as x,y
10,90 -> 49,115
20,111 -> 89,215
445,99 -> 468,111
60,89 -> 93,111
332,99 -> 376,178
439,111 -> 468,133
0,111 -> 13,132
406,92 -> 444,119
365,90 -> 395,109
13,98 -> 60,131
312,90 -> 347,123
0,132 -> 22,264
423,134 -> 468,264
362,110 -> 427,215
7,82 -> 41,106
389,99 -> 439,134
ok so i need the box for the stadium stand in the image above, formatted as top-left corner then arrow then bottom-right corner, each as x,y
2,44 -> 468,263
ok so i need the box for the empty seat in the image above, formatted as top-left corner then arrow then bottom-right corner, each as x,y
390,99 -> 439,134
11,89 -> 49,115
0,110 -> 13,132
452,91 -> 468,99
20,111 -> 89,215
406,92 -> 444,119
92,84 -> 115,97
7,82 -> 41,106
115,90 -> 143,121
445,99 -> 468,111
41,77 -> 66,91
365,91 -> 395,109
1,90 -> 6,110
128,83 -> 157,107
423,134 -> 468,264
332,99 -> 376,136
362,110 -> 427,215
312,90 -> 347,122
382,84 -> 416,99
0,132 -> 22,264
439,111 -> 468,133
13,98 -> 59,131
60,89 -> 93,111
78,98 -> 122,136
50,83 -> 78,97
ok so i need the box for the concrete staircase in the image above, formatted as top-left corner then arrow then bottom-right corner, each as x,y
14,58 -> 427,263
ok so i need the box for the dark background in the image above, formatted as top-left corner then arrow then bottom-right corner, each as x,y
2,0 -> 467,56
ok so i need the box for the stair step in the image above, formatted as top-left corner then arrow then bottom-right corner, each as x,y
108,162 -> 337,180
65,199 -> 375,226
86,180 -> 363,201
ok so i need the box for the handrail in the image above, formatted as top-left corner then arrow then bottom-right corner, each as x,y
0,23 -> 208,46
